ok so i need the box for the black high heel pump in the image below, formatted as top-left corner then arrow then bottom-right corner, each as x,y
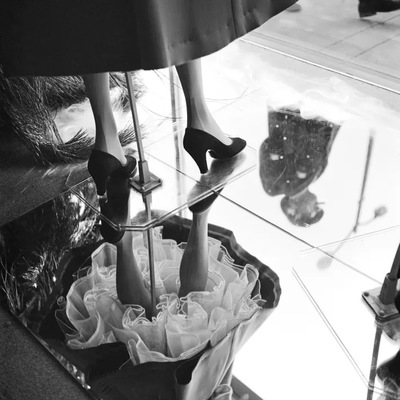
88,149 -> 137,196
99,170 -> 131,244
187,154 -> 245,213
189,189 -> 223,214
183,128 -> 246,174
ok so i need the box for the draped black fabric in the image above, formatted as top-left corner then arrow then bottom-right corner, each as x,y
0,0 -> 297,77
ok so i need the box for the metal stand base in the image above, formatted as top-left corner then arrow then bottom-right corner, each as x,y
130,173 -> 162,195
363,287 -> 399,321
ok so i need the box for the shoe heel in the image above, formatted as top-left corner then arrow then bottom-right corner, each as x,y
88,149 -> 137,196
183,131 -> 209,173
186,147 -> 208,173
88,157 -> 109,196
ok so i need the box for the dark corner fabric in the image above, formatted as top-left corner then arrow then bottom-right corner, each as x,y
0,0 -> 297,77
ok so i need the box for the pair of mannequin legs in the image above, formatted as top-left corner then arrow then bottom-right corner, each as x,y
84,58 -> 229,315
115,201 -> 213,317
82,58 -> 231,168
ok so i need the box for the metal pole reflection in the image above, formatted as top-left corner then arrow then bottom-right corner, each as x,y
367,323 -> 383,400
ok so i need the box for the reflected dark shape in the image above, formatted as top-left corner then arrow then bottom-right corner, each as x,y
375,206 -> 388,219
259,107 -> 340,227
187,153 -> 246,211
0,182 -> 100,331
280,190 -> 324,227
95,154 -> 137,243
376,351 -> 400,399
317,256 -> 333,269
0,67 -> 141,164
286,3 -> 302,11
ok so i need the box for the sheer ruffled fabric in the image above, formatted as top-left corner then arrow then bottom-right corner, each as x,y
59,228 -> 265,366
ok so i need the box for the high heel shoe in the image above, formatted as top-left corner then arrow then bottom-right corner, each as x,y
183,128 -> 246,174
100,201 -> 126,244
187,154 -> 245,213
377,351 -> 400,394
99,170 -> 131,244
88,149 -> 137,196
189,189 -> 223,214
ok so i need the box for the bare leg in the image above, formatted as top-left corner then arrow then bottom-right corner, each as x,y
82,73 -> 126,164
178,208 -> 210,297
175,59 -> 232,145
116,231 -> 152,316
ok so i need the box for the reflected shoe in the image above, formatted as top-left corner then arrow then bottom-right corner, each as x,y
88,149 -> 137,196
395,290 -> 400,313
99,171 -> 131,244
286,3 -> 302,11
189,189 -> 223,214
100,202 -> 126,244
377,352 -> 400,396
183,128 -> 246,174
187,154 -> 245,213
359,0 -> 400,17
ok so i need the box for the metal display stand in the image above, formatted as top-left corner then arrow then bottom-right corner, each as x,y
66,70 -> 257,317
124,71 -> 163,316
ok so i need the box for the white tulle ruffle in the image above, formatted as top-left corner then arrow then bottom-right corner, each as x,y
62,228 -> 264,366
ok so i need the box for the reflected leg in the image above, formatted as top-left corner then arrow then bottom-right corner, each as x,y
178,208 -> 210,297
116,231 -> 152,316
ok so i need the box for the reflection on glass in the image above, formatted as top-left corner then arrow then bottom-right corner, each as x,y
376,349 -> 400,399
0,188 -> 100,331
0,177 -> 280,399
0,69 -> 140,164
259,107 -> 339,227
294,240 -> 400,400
67,139 -> 256,231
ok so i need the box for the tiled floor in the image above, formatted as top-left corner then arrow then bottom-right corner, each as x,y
257,0 -> 400,87
2,2 -> 400,399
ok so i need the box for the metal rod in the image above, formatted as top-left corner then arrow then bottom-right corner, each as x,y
168,67 -> 186,217
146,227 -> 157,317
125,71 -> 151,185
169,67 -> 178,125
354,133 -> 374,233
366,324 -> 382,400
125,71 -> 157,316
378,241 -> 400,304
143,193 -> 156,316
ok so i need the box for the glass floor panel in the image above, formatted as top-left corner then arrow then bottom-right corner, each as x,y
66,137 -> 256,231
294,227 -> 400,399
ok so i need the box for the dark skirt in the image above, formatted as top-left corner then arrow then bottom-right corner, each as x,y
0,0 -> 297,77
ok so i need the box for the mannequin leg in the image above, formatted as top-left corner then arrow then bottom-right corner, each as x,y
175,59 -> 232,145
178,207 -> 211,298
82,73 -> 126,164
116,231 -> 152,316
